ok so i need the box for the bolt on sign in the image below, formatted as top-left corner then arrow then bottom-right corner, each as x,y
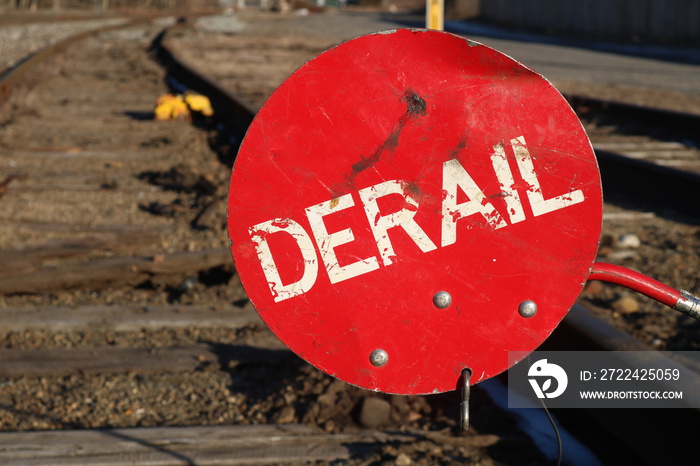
227,29 -> 602,395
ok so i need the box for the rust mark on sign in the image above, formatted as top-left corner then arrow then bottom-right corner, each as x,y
403,91 -> 426,117
345,89 -> 428,187
450,140 -> 467,159
403,181 -> 424,201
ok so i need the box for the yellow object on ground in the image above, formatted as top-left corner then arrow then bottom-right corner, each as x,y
154,92 -> 214,121
184,92 -> 214,117
154,94 -> 190,121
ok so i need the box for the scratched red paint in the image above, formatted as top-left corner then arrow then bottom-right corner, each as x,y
227,29 -> 602,394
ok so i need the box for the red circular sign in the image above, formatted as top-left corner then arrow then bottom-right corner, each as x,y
228,29 -> 602,395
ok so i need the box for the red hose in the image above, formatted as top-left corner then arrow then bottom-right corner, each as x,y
589,262 -> 681,307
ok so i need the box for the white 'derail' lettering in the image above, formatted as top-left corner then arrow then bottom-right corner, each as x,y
492,143 -> 526,225
441,159 -> 507,247
305,193 -> 380,284
359,180 -> 437,266
510,136 -> 585,216
247,135 -> 587,301
249,218 -> 318,303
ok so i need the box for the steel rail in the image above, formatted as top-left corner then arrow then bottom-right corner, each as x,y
563,93 -> 700,218
596,148 -> 700,218
564,93 -> 700,143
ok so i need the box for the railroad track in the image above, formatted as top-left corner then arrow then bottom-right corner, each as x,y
1,11 -> 699,466
0,16 -> 539,466
565,94 -> 700,218
568,95 -> 700,170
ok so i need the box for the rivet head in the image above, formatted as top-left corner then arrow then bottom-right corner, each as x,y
369,349 -> 389,367
433,291 -> 452,309
518,300 -> 538,318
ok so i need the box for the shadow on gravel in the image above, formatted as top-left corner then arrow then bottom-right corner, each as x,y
205,342 -> 299,399
99,429 -> 197,466
124,110 -> 154,121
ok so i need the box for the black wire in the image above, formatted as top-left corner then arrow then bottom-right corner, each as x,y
538,396 -> 563,466
525,354 -> 563,465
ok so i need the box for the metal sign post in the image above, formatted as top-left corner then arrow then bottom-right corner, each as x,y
426,0 -> 444,30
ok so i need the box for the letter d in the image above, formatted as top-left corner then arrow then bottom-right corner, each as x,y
249,218 -> 318,302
